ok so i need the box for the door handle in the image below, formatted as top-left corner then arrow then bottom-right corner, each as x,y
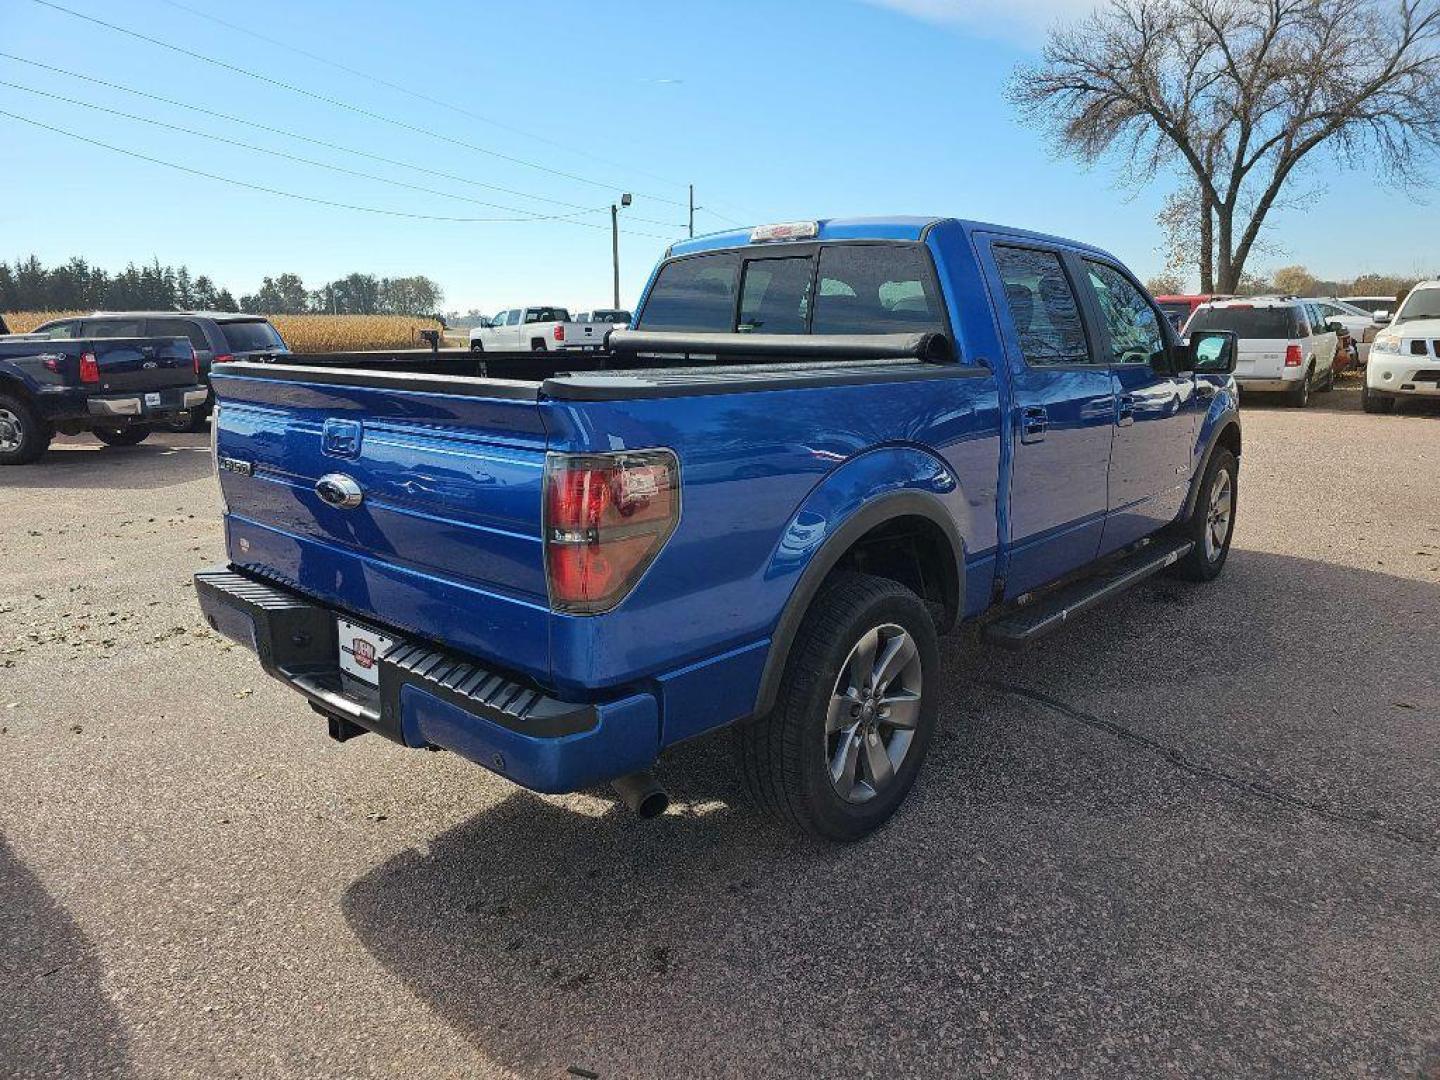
1020,405 -> 1048,444
1116,394 -> 1135,427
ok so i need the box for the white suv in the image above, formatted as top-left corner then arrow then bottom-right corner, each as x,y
1363,281 -> 1440,414
1186,298 -> 1339,408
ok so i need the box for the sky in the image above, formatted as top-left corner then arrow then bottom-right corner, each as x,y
2,0 -> 1438,315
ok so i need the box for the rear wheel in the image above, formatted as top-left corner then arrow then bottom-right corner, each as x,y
470,340 -> 484,354
0,392 -> 52,465
1288,367 -> 1312,408
1169,447 -> 1237,582
530,339 -> 548,352
733,572 -> 940,841
93,425 -> 151,447
1361,381 -> 1395,414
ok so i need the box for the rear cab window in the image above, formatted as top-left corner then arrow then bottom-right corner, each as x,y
219,319 -> 285,352
83,319 -> 143,339
635,243 -> 947,342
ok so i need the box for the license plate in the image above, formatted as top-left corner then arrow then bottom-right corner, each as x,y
144,392 -> 162,407
337,618 -> 394,686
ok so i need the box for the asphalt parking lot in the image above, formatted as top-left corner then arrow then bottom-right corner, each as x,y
2,385 -> 1437,1080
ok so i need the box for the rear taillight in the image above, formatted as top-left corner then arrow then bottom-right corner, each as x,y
543,450 -> 680,613
191,345 -> 200,376
79,351 -> 99,383
553,324 -> 565,342
1285,344 -> 1303,367
213,353 -> 233,365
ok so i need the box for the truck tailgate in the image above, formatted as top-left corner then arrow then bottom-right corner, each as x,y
91,337 -> 197,393
211,367 -> 553,682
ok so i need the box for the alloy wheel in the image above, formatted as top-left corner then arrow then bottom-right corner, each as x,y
0,407 -> 23,454
1205,469 -> 1233,562
825,623 -> 924,804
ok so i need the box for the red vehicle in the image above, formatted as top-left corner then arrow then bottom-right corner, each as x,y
1154,295 -> 1235,332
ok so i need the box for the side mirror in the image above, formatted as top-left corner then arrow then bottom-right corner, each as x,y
1187,329 -> 1237,375
1374,310 -> 1391,324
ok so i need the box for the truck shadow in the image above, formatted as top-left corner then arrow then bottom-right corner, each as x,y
0,837 -> 132,1078
3,433 -> 214,491
340,550 -> 1439,1077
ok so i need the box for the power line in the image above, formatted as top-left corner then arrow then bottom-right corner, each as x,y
0,53 -> 687,230
158,0 -> 694,195
0,79 -> 613,225
30,0 -> 691,208
0,108 -> 675,235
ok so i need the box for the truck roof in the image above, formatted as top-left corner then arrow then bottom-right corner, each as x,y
59,310 -> 271,322
667,215 -> 1117,261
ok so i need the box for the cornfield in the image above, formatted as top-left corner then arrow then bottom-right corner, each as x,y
2,312 -> 444,354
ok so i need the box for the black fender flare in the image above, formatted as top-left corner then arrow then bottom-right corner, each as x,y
1182,412 -> 1242,520
751,489 -> 966,718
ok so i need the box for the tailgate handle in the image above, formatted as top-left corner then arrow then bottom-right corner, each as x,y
316,473 -> 364,510
323,418 -> 363,458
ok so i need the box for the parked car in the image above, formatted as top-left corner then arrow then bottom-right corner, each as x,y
576,309 -> 632,327
1363,280 -> 1440,413
1309,297 -> 1384,366
196,216 -> 1240,840
0,331 -> 206,464
469,307 -> 597,352
1187,297 -> 1338,407
31,312 -> 288,430
1154,294 -> 1233,332
1340,295 -> 1402,322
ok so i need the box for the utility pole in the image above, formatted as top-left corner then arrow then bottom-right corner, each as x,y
611,192 -> 631,309
688,184 -> 694,239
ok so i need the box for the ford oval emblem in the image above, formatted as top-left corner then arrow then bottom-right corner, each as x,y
316,473 -> 363,509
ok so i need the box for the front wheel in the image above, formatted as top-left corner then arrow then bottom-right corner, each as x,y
1361,381 -> 1395,414
93,425 -> 151,447
1169,447 -> 1238,582
0,392 -> 52,465
733,573 -> 940,841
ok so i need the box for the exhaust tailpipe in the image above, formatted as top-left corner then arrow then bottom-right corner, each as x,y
612,771 -> 669,819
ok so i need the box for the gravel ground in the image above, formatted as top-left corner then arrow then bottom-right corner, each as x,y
1,386 -> 1437,1080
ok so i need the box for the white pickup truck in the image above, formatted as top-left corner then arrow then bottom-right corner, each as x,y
469,306 -> 604,353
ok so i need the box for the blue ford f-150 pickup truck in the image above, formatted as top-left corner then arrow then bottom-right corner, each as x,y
196,217 -> 1240,839
0,331 -> 207,464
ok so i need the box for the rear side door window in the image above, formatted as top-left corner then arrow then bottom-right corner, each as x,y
1082,260 -> 1167,368
637,252 -> 741,332
146,318 -> 209,353
38,319 -> 80,339
991,246 -> 1093,366
738,257 -> 812,334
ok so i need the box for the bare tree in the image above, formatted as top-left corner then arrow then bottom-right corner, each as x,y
1010,0 -> 1440,291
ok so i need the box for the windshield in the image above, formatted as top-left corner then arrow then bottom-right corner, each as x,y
1341,297 -> 1395,315
1187,306 -> 1299,338
220,319 -> 286,352
1395,288 -> 1440,323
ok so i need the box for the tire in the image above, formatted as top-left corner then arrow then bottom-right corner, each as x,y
0,391 -> 52,465
1169,447 -> 1238,582
1361,382 -> 1395,414
1287,367 -> 1312,408
1319,363 -> 1336,392
470,340 -> 484,354
93,425 -> 151,447
733,572 -> 940,841
531,339 -> 548,352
